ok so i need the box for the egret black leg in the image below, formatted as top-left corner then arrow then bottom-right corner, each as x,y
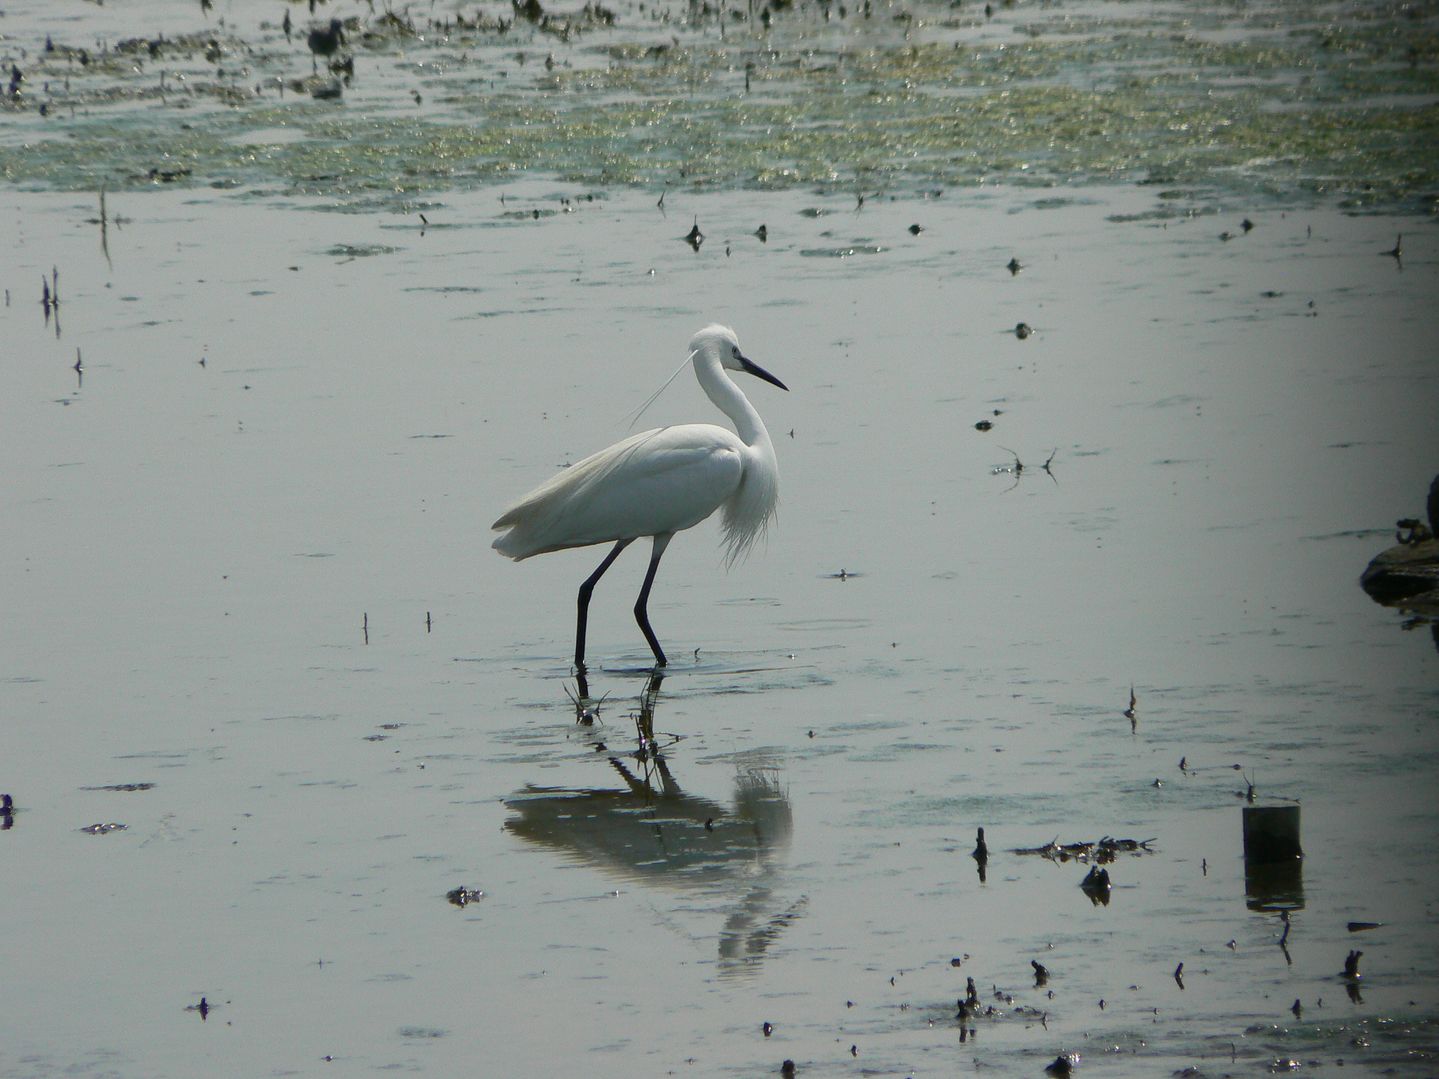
576,538 -> 632,670
634,533 -> 673,667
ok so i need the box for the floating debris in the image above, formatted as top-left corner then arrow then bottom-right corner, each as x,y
564,680 -> 607,724
1079,865 -> 1111,901
446,886 -> 485,907
80,822 -> 127,834
307,18 -> 345,72
1342,950 -> 1363,979
185,996 -> 213,1020
1360,474 -> 1439,610
1011,836 -> 1156,863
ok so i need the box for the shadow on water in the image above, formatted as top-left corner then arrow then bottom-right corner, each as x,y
503,673 -> 803,977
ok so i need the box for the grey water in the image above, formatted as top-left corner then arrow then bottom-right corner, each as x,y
2,0 -> 1437,1075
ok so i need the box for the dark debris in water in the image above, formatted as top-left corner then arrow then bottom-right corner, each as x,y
79,822 -> 127,834
184,996 -> 216,1020
1079,865 -> 1112,904
446,886 -> 485,907
1360,474 -> 1439,618
325,243 -> 398,259
1011,836 -> 1157,863
398,1026 -> 448,1039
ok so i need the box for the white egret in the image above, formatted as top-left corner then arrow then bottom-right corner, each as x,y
492,324 -> 787,670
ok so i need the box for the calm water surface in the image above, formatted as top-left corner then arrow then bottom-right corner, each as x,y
2,0 -> 1437,1076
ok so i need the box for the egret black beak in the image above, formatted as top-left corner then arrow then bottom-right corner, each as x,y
739,353 -> 789,391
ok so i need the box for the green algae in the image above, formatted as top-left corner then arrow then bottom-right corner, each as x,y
1,0 -> 1435,210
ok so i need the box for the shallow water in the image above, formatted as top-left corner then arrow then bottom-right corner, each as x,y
3,1 -> 1439,1077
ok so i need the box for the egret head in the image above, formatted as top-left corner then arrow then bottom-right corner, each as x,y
690,324 -> 787,390
689,324 -> 740,362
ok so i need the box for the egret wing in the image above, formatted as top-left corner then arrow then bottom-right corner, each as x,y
492,424 -> 745,559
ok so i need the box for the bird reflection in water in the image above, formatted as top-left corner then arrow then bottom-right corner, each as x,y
505,672 -> 802,975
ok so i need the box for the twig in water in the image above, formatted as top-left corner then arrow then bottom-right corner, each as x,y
99,187 -> 112,268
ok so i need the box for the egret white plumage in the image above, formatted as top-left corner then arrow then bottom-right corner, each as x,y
492,324 -> 787,669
